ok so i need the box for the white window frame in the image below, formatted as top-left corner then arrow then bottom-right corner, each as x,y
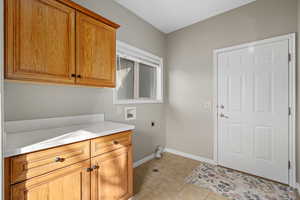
114,41 -> 163,105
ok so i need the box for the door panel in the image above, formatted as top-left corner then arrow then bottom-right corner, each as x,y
76,12 -> 116,87
254,73 -> 273,112
254,127 -> 273,161
6,0 -> 76,83
217,39 -> 289,183
12,160 -> 90,200
91,147 -> 133,200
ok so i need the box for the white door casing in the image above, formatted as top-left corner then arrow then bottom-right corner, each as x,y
213,34 -> 296,186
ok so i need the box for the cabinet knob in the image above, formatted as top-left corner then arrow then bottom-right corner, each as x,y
113,140 -> 119,145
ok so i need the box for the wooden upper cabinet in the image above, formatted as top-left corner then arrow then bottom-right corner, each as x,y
76,12 -> 116,87
5,0 -> 76,84
5,0 -> 119,87
11,160 -> 91,200
91,147 -> 133,200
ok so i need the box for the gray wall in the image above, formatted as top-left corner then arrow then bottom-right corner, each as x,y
166,0 -> 298,178
4,0 -> 167,162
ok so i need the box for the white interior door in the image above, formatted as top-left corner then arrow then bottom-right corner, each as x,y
217,39 -> 290,184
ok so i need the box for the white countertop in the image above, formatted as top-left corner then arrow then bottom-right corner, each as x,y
5,115 -> 135,157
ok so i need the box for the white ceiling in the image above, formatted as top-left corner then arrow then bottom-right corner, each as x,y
114,0 -> 256,34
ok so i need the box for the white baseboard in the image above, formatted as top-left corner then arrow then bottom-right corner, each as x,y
164,148 -> 216,165
133,148 -> 216,168
133,153 -> 155,168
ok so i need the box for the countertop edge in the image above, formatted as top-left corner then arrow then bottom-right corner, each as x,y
5,125 -> 135,158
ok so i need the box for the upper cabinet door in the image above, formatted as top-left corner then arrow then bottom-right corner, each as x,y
5,0 -> 76,84
76,12 -> 116,87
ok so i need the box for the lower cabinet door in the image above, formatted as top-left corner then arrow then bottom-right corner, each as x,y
11,160 -> 91,200
91,146 -> 133,200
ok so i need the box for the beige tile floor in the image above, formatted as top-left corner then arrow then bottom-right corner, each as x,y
133,152 -> 227,200
133,152 -> 300,200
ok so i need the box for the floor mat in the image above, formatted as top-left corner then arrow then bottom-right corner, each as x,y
185,163 -> 297,200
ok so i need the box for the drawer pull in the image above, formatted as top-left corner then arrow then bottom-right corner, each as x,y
113,140 -> 119,145
54,157 -> 64,162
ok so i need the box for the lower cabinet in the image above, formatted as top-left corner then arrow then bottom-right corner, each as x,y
11,160 -> 91,200
5,131 -> 133,200
91,146 -> 133,200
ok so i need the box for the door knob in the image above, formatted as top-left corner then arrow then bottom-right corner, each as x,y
220,113 -> 229,119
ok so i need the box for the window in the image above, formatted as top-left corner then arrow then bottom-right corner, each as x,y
114,41 -> 163,104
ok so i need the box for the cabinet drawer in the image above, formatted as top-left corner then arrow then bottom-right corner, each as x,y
11,160 -> 91,200
10,141 -> 90,184
91,131 -> 132,157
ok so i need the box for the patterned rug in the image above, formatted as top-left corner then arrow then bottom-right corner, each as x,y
185,163 -> 297,200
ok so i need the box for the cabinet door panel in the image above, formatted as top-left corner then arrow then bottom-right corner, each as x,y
91,147 -> 133,200
76,12 -> 116,87
5,0 -> 76,83
12,160 -> 90,200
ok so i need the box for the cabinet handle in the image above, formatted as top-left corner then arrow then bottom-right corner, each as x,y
86,167 -> 93,172
113,140 -> 119,145
91,165 -> 99,170
54,157 -> 64,162
77,75 -> 82,78
71,74 -> 76,78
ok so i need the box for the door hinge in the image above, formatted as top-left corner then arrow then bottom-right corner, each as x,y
288,53 -> 292,62
288,107 -> 292,116
288,161 -> 291,169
